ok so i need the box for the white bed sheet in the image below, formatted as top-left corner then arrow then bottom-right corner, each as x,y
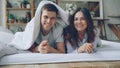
0,27 -> 14,44
0,40 -> 120,65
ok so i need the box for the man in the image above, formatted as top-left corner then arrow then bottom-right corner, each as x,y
29,3 -> 65,53
0,1 -> 68,59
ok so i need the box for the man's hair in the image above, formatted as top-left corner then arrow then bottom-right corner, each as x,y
41,3 -> 58,14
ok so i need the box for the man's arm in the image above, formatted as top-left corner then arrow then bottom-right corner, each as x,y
35,42 -> 65,53
49,42 -> 65,53
30,41 -> 65,53
28,43 -> 39,53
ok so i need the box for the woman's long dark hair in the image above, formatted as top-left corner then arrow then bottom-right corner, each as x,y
69,7 -> 95,47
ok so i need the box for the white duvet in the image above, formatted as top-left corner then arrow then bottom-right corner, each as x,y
0,40 -> 120,65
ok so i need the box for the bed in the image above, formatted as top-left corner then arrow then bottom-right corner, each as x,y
0,27 -> 120,68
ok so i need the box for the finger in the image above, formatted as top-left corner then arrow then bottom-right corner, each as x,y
86,43 -> 94,49
38,46 -> 47,52
40,50 -> 47,54
84,45 -> 92,53
42,43 -> 47,46
85,48 -> 91,53
41,45 -> 48,50
40,40 -> 48,46
79,46 -> 86,53
41,47 -> 46,50
84,47 -> 89,53
42,40 -> 48,43
88,43 -> 94,48
43,40 -> 49,44
87,45 -> 93,51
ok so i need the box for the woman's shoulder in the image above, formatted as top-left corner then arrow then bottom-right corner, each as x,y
94,28 -> 100,36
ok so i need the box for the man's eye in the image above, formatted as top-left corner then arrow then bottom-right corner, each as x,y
51,17 -> 56,20
44,16 -> 48,19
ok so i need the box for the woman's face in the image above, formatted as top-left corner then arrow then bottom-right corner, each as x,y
74,11 -> 87,32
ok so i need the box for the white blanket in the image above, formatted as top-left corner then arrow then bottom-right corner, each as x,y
8,1 -> 69,50
0,40 -> 120,65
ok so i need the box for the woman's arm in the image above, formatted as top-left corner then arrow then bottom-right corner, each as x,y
77,43 -> 94,53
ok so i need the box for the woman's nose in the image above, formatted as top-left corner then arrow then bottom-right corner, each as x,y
77,19 -> 81,23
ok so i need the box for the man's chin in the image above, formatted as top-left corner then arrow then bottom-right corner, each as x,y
45,28 -> 51,32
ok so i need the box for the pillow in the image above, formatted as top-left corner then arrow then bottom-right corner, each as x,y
0,31 -> 14,44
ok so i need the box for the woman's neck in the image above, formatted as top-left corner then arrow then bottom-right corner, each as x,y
78,31 -> 85,41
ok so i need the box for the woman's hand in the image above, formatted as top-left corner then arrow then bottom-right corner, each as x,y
77,43 -> 94,53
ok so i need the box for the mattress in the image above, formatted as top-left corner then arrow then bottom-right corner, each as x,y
0,40 -> 120,65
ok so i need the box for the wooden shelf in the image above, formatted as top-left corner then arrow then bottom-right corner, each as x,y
108,16 -> 120,18
7,8 -> 31,10
8,23 -> 27,26
93,18 -> 109,21
5,0 -> 35,32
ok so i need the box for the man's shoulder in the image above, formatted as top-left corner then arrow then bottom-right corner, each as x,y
52,23 -> 64,40
51,23 -> 63,37
53,23 -> 64,31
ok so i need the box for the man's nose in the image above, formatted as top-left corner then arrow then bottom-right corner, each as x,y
47,19 -> 51,23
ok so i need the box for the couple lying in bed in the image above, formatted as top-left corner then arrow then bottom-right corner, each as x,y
0,1 -> 101,58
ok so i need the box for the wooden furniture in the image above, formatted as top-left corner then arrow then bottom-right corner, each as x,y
93,18 -> 109,40
1,61 -> 120,68
108,15 -> 120,18
108,24 -> 120,40
108,15 -> 120,41
5,0 -> 40,33
108,15 -> 120,40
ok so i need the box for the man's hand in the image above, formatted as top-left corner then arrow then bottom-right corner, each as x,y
37,40 -> 51,54
34,40 -> 65,53
77,43 -> 94,53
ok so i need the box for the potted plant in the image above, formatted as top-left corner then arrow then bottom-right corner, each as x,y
21,0 -> 30,8
9,14 -> 15,24
22,17 -> 27,23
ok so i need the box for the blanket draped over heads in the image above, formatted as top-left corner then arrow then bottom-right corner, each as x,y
8,1 -> 69,50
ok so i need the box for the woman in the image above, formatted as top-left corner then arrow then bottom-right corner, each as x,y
64,7 -> 101,53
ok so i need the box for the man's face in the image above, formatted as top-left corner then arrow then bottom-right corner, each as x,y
41,10 -> 57,32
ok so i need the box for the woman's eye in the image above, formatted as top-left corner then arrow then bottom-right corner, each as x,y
81,17 -> 85,20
